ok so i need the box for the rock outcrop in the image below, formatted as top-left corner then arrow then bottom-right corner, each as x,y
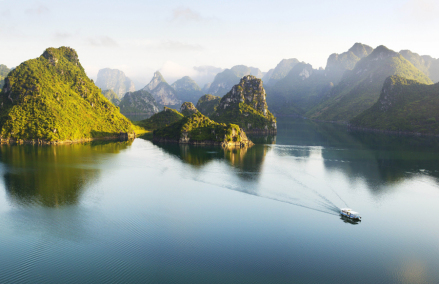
0,64 -> 10,91
180,102 -> 198,116
95,68 -> 135,98
213,75 -> 277,133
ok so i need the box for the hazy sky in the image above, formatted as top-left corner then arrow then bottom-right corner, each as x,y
1,0 -> 438,84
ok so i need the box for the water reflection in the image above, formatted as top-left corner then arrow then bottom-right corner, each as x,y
150,142 -> 271,181
0,141 -> 132,207
276,117 -> 439,191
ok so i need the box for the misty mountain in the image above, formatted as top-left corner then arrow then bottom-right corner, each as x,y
171,76 -> 203,104
143,71 -> 181,106
266,62 -> 333,115
95,68 -> 135,98
207,65 -> 263,96
264,58 -> 301,86
307,45 -> 432,122
102,89 -> 121,106
400,50 -> 439,83
325,43 -> 373,84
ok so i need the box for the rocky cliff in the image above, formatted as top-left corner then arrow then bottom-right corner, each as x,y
207,65 -> 263,96
95,68 -> 135,98
118,90 -> 159,116
180,102 -> 198,116
213,75 -> 277,133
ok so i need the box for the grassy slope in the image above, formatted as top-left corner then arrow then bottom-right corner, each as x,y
153,111 -> 242,142
351,75 -> 439,134
0,47 -> 133,141
137,107 -> 184,130
307,47 -> 432,122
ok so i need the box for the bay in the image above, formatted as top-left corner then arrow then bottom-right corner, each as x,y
0,117 -> 438,283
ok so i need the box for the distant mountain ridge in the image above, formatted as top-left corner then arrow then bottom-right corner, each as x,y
307,45 -> 433,121
400,50 -> 439,83
118,89 -> 159,116
171,76 -> 203,104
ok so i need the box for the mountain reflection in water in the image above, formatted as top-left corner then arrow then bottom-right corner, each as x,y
1,141 -> 132,207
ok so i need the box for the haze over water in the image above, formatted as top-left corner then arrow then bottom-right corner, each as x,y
0,117 -> 438,283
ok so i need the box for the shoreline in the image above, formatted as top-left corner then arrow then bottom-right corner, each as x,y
152,137 -> 254,148
0,132 -> 136,145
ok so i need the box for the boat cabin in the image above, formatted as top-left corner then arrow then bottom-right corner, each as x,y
340,208 -> 361,220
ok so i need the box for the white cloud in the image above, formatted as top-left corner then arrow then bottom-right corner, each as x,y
159,61 -> 198,83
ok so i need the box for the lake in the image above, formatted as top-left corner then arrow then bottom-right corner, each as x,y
0,117 -> 439,283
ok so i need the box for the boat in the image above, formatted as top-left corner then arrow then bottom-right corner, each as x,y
340,208 -> 361,221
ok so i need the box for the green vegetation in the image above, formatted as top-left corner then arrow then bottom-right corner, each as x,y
196,94 -> 221,116
351,75 -> 439,134
400,50 -> 439,83
307,46 -> 432,122
213,76 -> 277,132
0,47 -> 134,141
118,89 -> 159,115
137,107 -> 184,130
153,111 -> 243,143
171,76 -> 203,104
102,89 -> 121,106
0,64 -> 10,91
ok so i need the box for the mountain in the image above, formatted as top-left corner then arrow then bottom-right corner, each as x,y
207,65 -> 263,96
102,89 -> 121,106
400,50 -> 439,83
266,63 -> 333,115
137,107 -> 184,131
212,75 -> 277,133
351,75 -> 439,134
118,90 -> 159,116
153,111 -> 253,147
0,47 -> 133,142
180,102 -> 198,116
95,68 -> 135,98
325,43 -> 373,84
171,76 -> 203,104
196,94 -> 221,117
143,71 -> 180,106
307,45 -> 433,122
265,58 -> 301,86
262,68 -> 274,84
0,65 -> 10,91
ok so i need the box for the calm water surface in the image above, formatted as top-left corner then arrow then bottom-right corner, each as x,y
1,117 -> 439,283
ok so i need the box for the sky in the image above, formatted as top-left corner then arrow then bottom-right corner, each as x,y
1,0 -> 439,85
